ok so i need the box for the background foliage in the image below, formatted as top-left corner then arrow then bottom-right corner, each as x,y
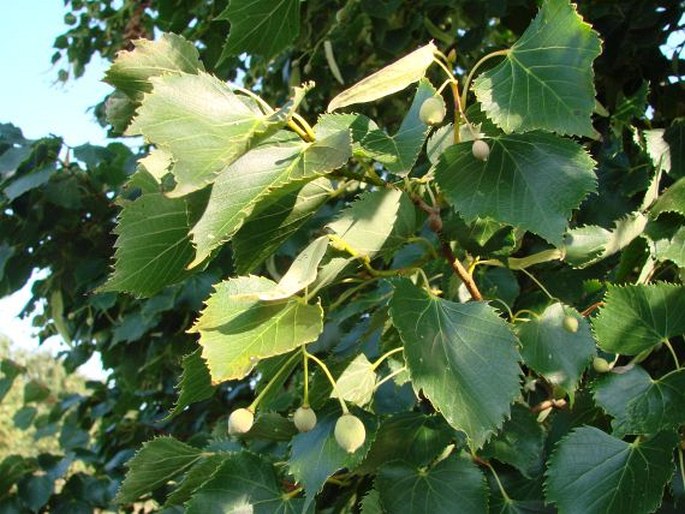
1,0 -> 684,512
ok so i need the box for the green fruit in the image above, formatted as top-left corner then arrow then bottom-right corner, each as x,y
334,413 -> 366,453
562,315 -> 579,333
593,357 -> 612,373
419,97 -> 446,125
228,408 -> 254,435
472,139 -> 490,161
293,406 -> 317,432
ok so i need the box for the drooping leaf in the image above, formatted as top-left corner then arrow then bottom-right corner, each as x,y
288,405 -> 377,512
473,0 -> 601,137
650,177 -> 685,217
100,191 -> 198,297
115,436 -> 205,504
360,78 -> 436,176
189,127 -> 350,268
389,279 -> 522,448
326,188 -> 415,259
233,178 -> 333,274
256,236 -> 329,300
545,427 -> 677,514
377,454 -> 488,514
0,359 -> 25,403
516,303 -> 594,394
327,42 -> 437,112
104,33 -> 203,101
480,404 -> 545,478
623,368 -> 685,434
435,132 -> 596,245
190,276 -> 323,383
331,353 -> 377,407
592,283 -> 685,355
167,349 -> 215,419
129,73 -> 304,197
186,452 -> 305,514
563,212 -> 648,268
217,0 -> 300,61
358,412 -> 453,474
592,365 -> 652,437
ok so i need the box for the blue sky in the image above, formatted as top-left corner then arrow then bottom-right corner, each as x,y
0,1 -> 111,377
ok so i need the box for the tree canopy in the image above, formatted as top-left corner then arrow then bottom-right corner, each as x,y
1,0 -> 684,512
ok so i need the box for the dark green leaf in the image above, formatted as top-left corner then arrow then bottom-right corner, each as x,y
167,349 -> 215,419
0,359 -> 25,404
186,452 -> 305,514
0,455 -> 38,497
389,279 -> 522,448
190,276 -> 323,383
3,165 -> 55,201
664,119 -> 684,178
100,192 -> 196,297
115,436 -> 205,504
13,406 -> 37,430
516,303 -> 594,394
473,0 -> 601,137
593,365 -> 652,437
233,178 -> 333,274
545,427 -> 677,514
480,404 -> 545,478
23,379 -> 50,403
360,487 -> 384,514
377,454 -> 488,514
217,0 -> 300,61
288,405 -> 377,512
360,79 -> 436,176
592,283 -> 685,355
358,412 -> 453,474
17,475 -> 53,512
435,132 -> 596,245
165,455 -> 228,507
189,126 -> 349,267
625,368 -> 685,434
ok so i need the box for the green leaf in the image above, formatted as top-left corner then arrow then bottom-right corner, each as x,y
592,283 -> 685,355
545,427 -> 677,514
190,276 -> 323,383
243,412 -> 298,441
326,189 -> 415,259
593,365 -> 652,437
480,404 -> 545,478
100,192 -> 196,298
105,33 -> 203,101
129,73 -> 302,197
0,455 -> 38,497
233,178 -> 333,274
389,279 -> 522,448
3,165 -> 55,201
624,369 -> 685,434
358,412 -> 453,474
115,436 -> 205,504
17,474 -> 53,512
360,79 -> 436,176
165,454 -> 228,506
167,349 -> 215,419
0,359 -> 25,403
216,0 -> 300,61
377,454 -> 488,514
435,132 -> 596,245
651,177 -> 685,217
516,303 -> 594,394
254,235 -> 329,301
23,379 -> 50,403
473,0 -> 601,137
189,126 -> 350,268
13,406 -> 37,430
563,212 -> 648,268
288,405 -> 377,512
328,42 -> 437,112
664,119 -> 684,178
186,452 -> 305,514
658,226 -> 685,267
360,487 -> 384,514
331,353 -> 377,407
